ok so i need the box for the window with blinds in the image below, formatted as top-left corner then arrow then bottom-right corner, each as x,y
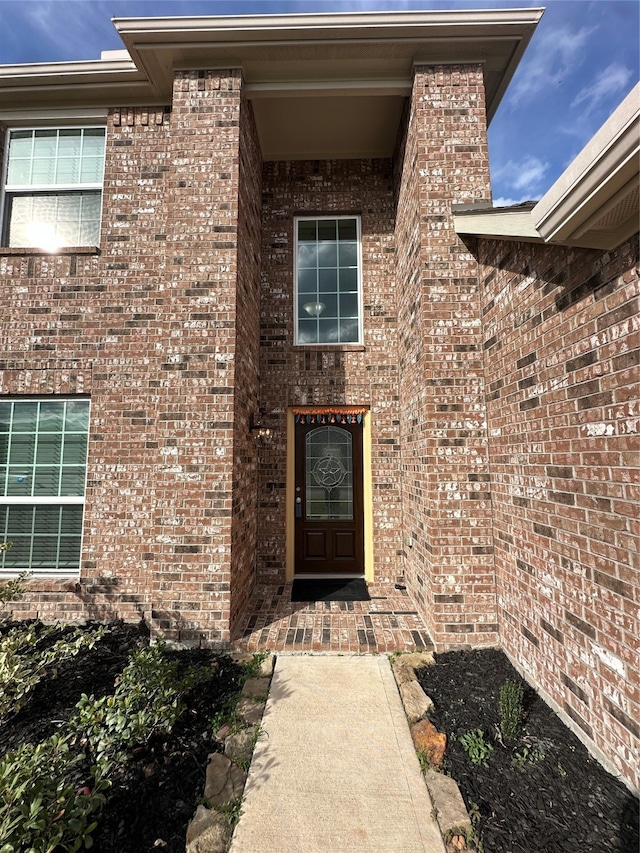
2,128 -> 105,250
0,399 -> 89,574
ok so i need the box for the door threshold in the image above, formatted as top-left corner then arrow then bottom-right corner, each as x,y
294,573 -> 365,580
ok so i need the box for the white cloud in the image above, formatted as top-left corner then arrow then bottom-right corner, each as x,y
512,157 -> 548,192
571,63 -> 634,116
0,1 -> 122,64
510,25 -> 597,101
494,156 -> 549,200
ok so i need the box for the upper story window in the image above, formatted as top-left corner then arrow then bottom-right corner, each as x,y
295,216 -> 362,345
2,127 -> 105,250
0,399 -> 90,576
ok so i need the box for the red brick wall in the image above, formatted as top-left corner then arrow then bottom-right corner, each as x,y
478,233 -> 639,790
0,72 -> 257,646
229,92 -> 262,635
396,65 -> 497,648
394,83 -> 434,606
258,159 -> 400,583
146,70 -> 246,645
0,106 -> 173,626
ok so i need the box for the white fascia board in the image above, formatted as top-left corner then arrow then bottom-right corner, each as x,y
0,106 -> 108,126
113,9 -> 545,39
0,58 -> 137,78
0,58 -> 148,99
0,61 -> 156,109
533,83 -> 640,243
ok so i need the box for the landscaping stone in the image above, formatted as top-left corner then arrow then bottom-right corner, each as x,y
390,657 -> 415,685
186,805 -> 231,853
399,679 -> 434,722
236,698 -> 266,726
423,769 -> 472,838
256,654 -> 275,678
240,677 -> 270,699
214,722 -> 233,743
390,648 -> 473,851
410,718 -> 447,770
398,651 -> 435,673
224,727 -> 257,766
391,652 -> 434,685
204,753 -> 247,807
186,656 -> 275,851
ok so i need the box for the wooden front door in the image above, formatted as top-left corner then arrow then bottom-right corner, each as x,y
294,419 -> 364,576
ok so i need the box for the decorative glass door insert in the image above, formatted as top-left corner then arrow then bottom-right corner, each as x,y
305,426 -> 353,520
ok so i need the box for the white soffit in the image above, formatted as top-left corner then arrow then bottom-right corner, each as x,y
257,95 -> 406,161
452,204 -> 540,242
113,10 -> 542,122
0,9 -> 542,161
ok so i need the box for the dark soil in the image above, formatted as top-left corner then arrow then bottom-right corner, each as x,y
0,621 -> 246,853
417,648 -> 639,853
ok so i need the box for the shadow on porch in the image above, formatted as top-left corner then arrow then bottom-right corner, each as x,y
231,582 -> 434,653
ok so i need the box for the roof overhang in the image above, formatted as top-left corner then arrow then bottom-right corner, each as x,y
0,9 -> 543,161
454,83 -> 640,251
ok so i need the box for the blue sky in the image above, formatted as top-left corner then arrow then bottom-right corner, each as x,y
0,0 -> 637,204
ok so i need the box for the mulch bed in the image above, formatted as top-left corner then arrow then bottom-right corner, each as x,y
417,648 -> 639,853
4,624 -> 638,853
0,621 -> 246,853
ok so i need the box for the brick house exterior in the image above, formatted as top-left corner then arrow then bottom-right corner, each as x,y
0,12 -> 637,791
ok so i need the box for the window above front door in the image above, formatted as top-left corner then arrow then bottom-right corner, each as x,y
294,216 -> 362,345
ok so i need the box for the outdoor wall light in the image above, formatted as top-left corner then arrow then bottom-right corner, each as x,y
303,301 -> 325,317
249,411 -> 273,446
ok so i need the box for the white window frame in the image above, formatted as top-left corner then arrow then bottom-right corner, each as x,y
0,398 -> 90,577
294,215 -> 363,346
1,126 -> 106,250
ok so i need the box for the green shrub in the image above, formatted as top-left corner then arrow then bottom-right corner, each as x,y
0,624 -> 107,720
512,744 -> 544,767
1,633 -> 214,852
499,679 -> 524,742
459,729 -> 493,768
73,641 -> 208,764
0,734 -> 108,853
0,559 -> 29,610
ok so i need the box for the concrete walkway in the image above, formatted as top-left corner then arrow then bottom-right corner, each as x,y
229,655 -> 446,853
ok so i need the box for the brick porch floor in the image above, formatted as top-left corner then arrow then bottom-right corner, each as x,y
231,582 -> 434,653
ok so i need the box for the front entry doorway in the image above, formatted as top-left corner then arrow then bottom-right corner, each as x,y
294,416 -> 364,576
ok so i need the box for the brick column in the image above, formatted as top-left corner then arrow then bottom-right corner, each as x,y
149,70 -> 252,645
397,64 -> 497,648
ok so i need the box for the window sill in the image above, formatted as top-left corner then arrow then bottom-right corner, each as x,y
293,344 -> 366,352
0,572 -> 79,578
0,246 -> 100,256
